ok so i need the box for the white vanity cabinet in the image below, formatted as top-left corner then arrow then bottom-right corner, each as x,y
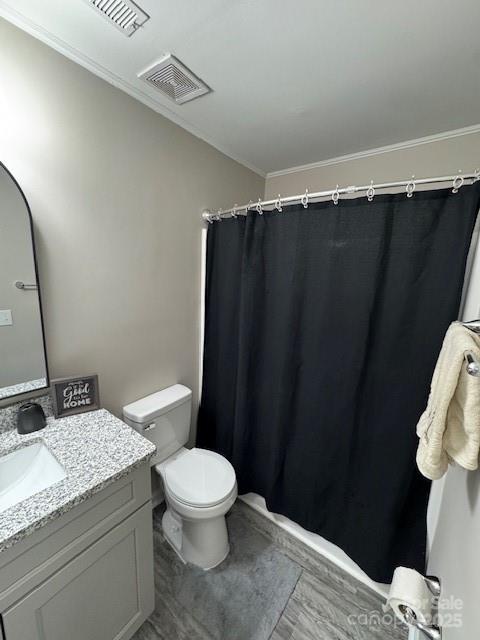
0,465 -> 154,640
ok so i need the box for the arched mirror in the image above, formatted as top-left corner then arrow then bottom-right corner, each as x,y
0,162 -> 49,401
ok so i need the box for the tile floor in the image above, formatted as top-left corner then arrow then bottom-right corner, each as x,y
133,500 -> 408,640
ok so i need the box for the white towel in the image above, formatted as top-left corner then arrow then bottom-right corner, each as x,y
416,322 -> 480,480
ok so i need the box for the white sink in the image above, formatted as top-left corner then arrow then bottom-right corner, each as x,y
0,442 -> 66,514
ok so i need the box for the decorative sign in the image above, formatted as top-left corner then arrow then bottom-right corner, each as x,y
51,375 -> 100,419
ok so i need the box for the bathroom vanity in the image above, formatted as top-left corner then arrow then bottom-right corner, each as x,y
0,409 -> 156,640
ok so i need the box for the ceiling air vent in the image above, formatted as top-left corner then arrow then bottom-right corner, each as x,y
86,0 -> 149,37
138,55 -> 211,104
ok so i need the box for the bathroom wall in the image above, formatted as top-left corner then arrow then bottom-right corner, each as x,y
265,130 -> 480,198
0,18 -> 264,426
425,263 -> 480,640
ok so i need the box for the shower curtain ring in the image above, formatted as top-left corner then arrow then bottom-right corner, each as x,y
301,189 -> 309,208
332,185 -> 340,205
474,168 -> 480,182
452,172 -> 464,193
275,195 -> 283,212
406,175 -> 416,198
246,200 -> 253,215
256,198 -> 263,214
231,204 -> 238,218
367,181 -> 375,202
216,209 -> 223,221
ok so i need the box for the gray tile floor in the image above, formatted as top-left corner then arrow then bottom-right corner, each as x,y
133,501 -> 408,640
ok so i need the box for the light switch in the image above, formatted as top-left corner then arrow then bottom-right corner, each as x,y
0,310 -> 13,326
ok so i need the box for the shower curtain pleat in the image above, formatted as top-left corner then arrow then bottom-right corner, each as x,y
198,183 -> 480,582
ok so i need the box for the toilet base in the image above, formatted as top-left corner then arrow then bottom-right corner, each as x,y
162,505 -> 231,570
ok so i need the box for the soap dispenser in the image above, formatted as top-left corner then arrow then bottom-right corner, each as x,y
17,402 -> 46,434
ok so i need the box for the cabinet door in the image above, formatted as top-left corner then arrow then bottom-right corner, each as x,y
2,504 -> 154,640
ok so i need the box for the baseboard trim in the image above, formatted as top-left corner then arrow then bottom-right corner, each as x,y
239,493 -> 389,597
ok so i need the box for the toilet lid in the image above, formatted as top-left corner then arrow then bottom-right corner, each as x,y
164,448 -> 236,508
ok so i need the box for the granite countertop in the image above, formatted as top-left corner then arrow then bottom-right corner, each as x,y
0,378 -> 47,401
0,409 -> 156,552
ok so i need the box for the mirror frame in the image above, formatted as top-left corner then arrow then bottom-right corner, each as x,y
1,161 -> 50,401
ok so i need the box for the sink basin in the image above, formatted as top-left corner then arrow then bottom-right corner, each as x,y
0,442 -> 66,514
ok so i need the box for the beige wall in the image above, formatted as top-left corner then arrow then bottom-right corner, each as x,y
0,18 -> 263,422
265,132 -> 480,198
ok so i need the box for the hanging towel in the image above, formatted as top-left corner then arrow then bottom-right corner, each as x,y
416,322 -> 480,480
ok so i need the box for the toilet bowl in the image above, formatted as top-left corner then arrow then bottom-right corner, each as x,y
122,384 -> 237,570
156,447 -> 237,569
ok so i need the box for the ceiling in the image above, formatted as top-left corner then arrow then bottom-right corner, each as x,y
1,0 -> 480,176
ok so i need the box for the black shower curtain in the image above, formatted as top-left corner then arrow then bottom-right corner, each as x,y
198,183 -> 480,582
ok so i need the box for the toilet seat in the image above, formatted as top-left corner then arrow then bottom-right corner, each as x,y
163,448 -> 236,508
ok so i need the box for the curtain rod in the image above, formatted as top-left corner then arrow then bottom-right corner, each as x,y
202,169 -> 480,222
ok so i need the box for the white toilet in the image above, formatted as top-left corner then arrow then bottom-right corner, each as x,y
123,384 -> 237,569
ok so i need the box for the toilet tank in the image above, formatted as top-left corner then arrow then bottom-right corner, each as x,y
123,384 -> 192,466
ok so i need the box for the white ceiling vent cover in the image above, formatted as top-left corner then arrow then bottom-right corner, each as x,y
138,55 -> 211,104
86,0 -> 149,37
